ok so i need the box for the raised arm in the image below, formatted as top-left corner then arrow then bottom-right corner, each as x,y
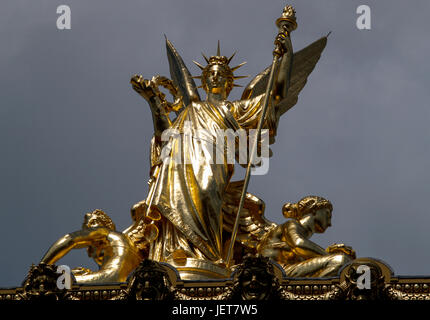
231,25 -> 294,137
272,25 -> 294,104
40,228 -> 109,264
130,75 -> 171,137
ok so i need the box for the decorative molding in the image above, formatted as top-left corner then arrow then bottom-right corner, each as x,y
2,257 -> 430,301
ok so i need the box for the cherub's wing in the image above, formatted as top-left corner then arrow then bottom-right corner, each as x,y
165,37 -> 201,107
222,180 -> 276,249
241,36 -> 328,117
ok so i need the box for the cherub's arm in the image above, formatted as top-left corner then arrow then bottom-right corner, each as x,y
40,228 -> 109,264
283,221 -> 327,259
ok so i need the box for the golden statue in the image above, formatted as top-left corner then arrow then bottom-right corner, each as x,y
126,5 -> 347,279
40,209 -> 147,284
39,5 -> 355,282
257,196 -> 356,277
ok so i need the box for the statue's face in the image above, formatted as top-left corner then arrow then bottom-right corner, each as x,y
134,271 -> 167,300
313,207 -> 332,233
83,213 -> 101,229
204,65 -> 229,94
240,267 -> 272,300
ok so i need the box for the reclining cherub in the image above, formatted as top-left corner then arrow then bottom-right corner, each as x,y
40,209 -> 150,284
257,196 -> 355,277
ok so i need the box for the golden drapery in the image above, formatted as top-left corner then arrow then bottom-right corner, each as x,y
148,94 -> 276,263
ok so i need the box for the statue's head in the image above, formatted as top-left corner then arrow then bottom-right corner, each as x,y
232,254 -> 279,300
282,196 -> 333,233
82,209 -> 116,231
201,56 -> 234,96
126,260 -> 174,301
82,210 -> 116,263
193,42 -> 246,97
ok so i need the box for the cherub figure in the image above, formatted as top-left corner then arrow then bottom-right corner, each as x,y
257,196 -> 355,277
40,209 -> 147,284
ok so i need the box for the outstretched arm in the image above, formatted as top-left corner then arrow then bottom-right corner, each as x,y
40,228 -> 109,264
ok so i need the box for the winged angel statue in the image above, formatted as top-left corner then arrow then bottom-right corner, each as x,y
37,6 -> 355,283
123,6 -> 355,279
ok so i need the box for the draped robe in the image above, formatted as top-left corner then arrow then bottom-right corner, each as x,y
148,94 -> 276,263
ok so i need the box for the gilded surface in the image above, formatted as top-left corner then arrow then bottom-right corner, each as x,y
127,4 -> 337,278
257,196 -> 356,277
33,5 -> 355,283
40,210 -> 144,284
4,257 -> 430,301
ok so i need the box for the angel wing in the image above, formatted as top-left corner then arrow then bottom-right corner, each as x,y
241,36 -> 328,117
165,37 -> 201,107
222,180 -> 276,250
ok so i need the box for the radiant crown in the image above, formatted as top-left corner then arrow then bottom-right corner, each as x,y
192,41 -> 248,94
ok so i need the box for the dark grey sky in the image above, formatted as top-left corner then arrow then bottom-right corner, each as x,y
1,0 -> 430,287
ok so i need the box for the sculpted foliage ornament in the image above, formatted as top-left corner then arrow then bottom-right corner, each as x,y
19,263 -> 72,301
340,260 -> 390,300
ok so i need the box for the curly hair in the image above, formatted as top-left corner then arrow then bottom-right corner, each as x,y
83,209 -> 116,231
282,196 -> 333,220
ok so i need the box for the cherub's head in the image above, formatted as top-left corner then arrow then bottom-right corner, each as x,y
282,196 -> 333,233
82,209 -> 116,230
231,254 -> 278,300
193,42 -> 246,98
